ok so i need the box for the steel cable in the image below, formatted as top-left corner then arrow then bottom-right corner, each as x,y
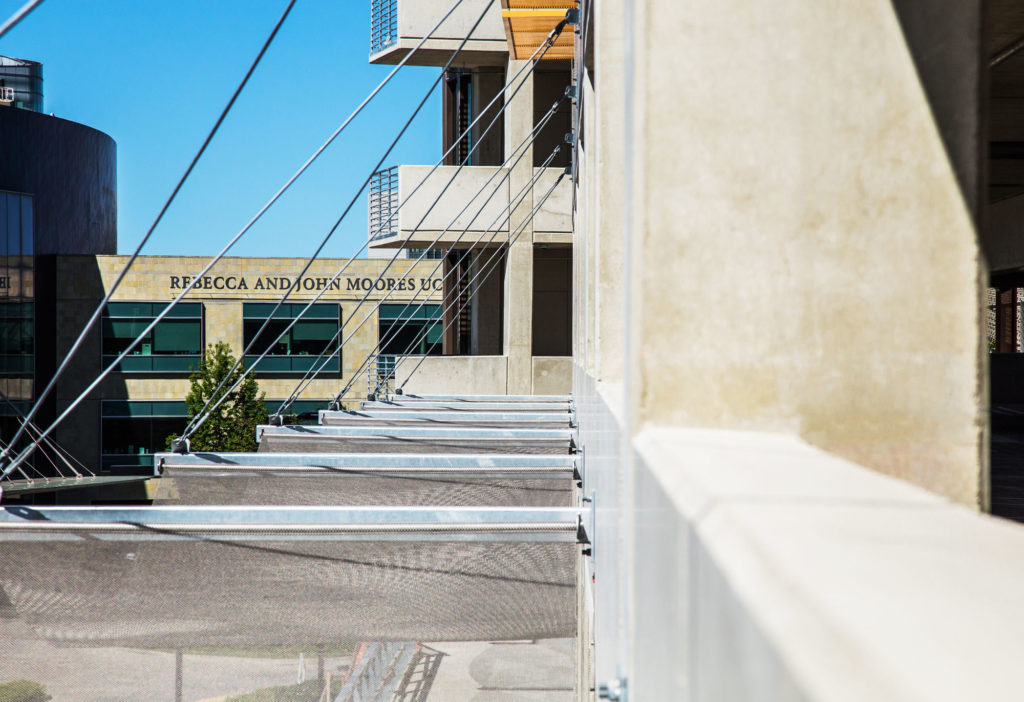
0,0 -> 472,479
0,0 -> 300,472
177,0 -> 501,445
188,16 -> 569,435
0,0 -> 44,40
337,135 -> 566,403
277,96 -> 567,415
391,170 -> 568,392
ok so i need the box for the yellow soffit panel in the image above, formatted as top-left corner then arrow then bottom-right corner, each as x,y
500,2 -> 576,61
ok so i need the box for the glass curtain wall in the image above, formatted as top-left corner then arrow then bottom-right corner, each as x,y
243,303 -> 341,373
0,191 -> 35,473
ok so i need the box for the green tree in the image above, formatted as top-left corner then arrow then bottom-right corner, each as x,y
168,342 -> 268,452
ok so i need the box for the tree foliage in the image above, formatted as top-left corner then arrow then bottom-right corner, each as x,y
169,342 -> 267,452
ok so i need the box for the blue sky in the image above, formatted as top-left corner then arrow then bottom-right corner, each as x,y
0,0 -> 442,257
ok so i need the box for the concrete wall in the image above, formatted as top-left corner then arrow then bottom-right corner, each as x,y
570,0 -> 999,697
629,428 -> 1024,702
532,356 -> 571,395
397,0 -> 505,46
616,0 -> 985,507
396,355 -> 508,395
50,255 -> 444,469
372,0 -> 508,67
390,166 -> 510,247
533,167 -> 573,238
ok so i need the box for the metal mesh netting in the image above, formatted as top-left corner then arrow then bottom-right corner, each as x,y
0,395 -> 582,700
0,533 -> 576,701
0,624 -> 576,702
256,427 -> 574,455
318,415 -> 572,429
154,472 -> 573,507
0,538 -> 574,645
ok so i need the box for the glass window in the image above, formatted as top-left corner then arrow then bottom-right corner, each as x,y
242,304 -> 341,373
5,192 -> 19,256
102,303 -> 203,373
101,401 -> 188,473
379,303 -> 442,356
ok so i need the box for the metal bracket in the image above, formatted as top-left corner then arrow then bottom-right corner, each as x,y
169,437 -> 190,455
564,8 -> 579,25
564,84 -> 578,100
395,387 -> 404,395
564,131 -> 576,146
598,677 -> 627,702
270,413 -> 284,426
581,490 -> 595,554
576,514 -> 591,545
367,392 -> 377,402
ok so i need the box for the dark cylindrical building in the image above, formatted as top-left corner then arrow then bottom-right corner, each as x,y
1,80 -> 117,483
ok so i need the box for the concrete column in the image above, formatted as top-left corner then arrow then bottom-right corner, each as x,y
503,58 -> 535,393
592,0 -> 626,389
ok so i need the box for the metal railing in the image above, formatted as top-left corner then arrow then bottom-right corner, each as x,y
370,0 -> 399,54
368,166 -> 400,242
368,354 -> 396,397
334,642 -> 416,702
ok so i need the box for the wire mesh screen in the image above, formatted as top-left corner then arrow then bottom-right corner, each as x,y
318,412 -> 573,430
256,427 -> 574,456
370,0 -> 399,54
0,533 -> 576,701
368,165 -> 399,241
154,471 -> 573,507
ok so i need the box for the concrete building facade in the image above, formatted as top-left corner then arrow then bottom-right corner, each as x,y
367,0 -> 575,396
50,254 -> 441,476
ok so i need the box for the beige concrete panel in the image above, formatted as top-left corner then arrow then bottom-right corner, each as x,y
533,356 -> 572,395
532,167 -> 573,234
115,378 -> 192,399
592,0 -> 627,386
397,0 -> 506,46
89,256 -> 442,303
395,355 -> 508,395
632,428 -> 1024,701
203,301 -> 240,349
395,166 -> 510,241
534,231 -> 572,245
626,0 -> 984,505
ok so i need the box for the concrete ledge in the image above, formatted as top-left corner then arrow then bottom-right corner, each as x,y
631,427 -> 1024,701
369,0 -> 508,67
388,166 -> 510,249
396,355 -> 508,395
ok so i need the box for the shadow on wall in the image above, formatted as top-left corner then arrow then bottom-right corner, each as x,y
889,0 -> 984,228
